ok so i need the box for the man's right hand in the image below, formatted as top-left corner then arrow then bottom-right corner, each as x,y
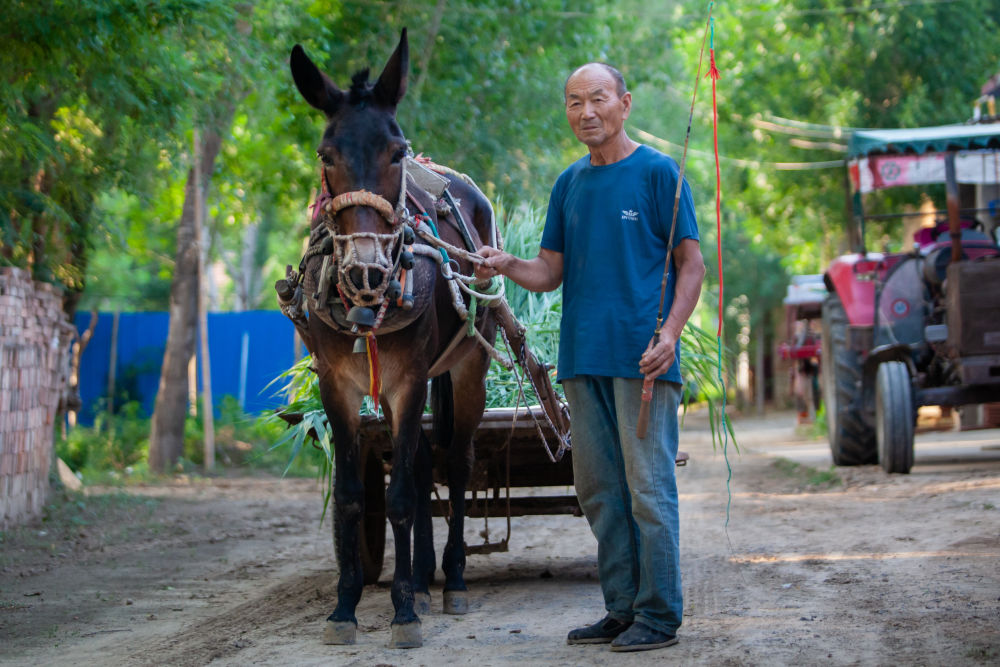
474,246 -> 564,293
474,246 -> 508,280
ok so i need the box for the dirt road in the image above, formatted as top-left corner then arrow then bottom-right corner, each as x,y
2,411 -> 998,665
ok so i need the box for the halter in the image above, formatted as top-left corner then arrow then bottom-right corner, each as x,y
315,157 -> 410,308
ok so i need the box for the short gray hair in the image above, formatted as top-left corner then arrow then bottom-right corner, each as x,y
564,63 -> 628,100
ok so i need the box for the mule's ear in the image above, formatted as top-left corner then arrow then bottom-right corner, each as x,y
290,44 -> 344,115
373,28 -> 409,108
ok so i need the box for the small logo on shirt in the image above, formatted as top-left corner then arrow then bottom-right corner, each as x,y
621,208 -> 639,222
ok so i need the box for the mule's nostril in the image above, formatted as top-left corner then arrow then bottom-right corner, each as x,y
349,266 -> 366,289
367,268 -> 383,289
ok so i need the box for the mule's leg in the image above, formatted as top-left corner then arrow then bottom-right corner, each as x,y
385,383 -> 428,648
322,392 -> 365,645
439,352 -> 489,615
412,429 -> 435,615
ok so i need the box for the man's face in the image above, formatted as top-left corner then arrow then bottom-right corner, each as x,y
564,65 -> 631,149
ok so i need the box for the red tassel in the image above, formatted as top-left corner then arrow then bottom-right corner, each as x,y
366,332 -> 381,414
708,48 -> 721,82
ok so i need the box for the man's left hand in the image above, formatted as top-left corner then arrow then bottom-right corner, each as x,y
639,332 -> 677,380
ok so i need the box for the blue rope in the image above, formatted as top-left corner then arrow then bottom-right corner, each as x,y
419,214 -> 450,264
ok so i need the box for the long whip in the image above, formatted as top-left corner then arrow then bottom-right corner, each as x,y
637,2 -> 715,438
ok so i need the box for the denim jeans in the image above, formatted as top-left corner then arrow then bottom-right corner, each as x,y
563,376 -> 683,636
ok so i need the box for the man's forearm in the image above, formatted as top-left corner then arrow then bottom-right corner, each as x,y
479,247 -> 563,293
500,256 -> 561,292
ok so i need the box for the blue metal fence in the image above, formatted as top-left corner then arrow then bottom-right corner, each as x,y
75,310 -> 298,425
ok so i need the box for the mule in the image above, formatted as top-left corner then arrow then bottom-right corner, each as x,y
284,29 -> 498,648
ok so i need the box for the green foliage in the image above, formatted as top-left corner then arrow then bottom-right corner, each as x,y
0,0 -> 239,291
292,1 -> 613,203
10,0 -> 995,315
56,394 -> 325,482
57,401 -> 151,480
655,0 -> 999,276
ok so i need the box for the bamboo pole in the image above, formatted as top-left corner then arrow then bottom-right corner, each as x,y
194,128 -> 215,471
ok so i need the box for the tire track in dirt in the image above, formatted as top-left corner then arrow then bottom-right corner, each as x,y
128,569 -> 335,667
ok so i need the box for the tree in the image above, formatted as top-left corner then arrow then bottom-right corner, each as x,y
0,1 -> 226,303
148,127 -> 229,472
147,4 -> 260,472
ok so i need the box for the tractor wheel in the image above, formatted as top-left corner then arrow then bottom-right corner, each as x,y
359,443 -> 386,584
875,361 -> 915,474
821,293 -> 877,465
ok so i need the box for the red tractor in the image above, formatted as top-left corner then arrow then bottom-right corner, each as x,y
822,120 -> 1000,473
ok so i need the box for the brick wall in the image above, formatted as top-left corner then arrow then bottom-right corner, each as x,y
0,267 -> 75,529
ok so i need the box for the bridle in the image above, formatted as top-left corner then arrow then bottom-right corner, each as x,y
314,156 -> 410,313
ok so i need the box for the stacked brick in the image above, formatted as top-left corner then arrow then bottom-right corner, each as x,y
0,267 -> 75,529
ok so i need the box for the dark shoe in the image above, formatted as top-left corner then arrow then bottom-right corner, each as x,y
609,621 -> 678,652
566,616 -> 633,645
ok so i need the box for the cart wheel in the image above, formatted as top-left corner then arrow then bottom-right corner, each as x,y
359,444 -> 386,584
875,361 -> 915,474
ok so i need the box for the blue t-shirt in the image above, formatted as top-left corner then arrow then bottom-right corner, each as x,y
541,144 -> 699,383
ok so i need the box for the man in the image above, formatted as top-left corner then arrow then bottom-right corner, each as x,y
475,62 -> 705,652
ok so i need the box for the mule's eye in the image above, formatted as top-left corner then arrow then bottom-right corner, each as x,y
317,151 -> 334,167
391,148 -> 406,164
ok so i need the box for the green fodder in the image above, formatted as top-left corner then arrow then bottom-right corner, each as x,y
486,201 -> 561,409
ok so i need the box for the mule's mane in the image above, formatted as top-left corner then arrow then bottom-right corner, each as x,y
348,69 -> 374,105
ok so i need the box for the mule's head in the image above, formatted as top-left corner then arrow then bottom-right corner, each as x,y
291,30 -> 409,308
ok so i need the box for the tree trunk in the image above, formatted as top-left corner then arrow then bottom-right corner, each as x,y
148,127 -> 225,473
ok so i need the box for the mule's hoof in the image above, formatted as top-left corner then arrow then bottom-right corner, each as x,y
414,592 -> 432,615
323,620 -> 357,645
443,590 -> 469,615
389,621 -> 422,648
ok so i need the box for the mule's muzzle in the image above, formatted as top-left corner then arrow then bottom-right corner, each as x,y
334,231 -> 401,306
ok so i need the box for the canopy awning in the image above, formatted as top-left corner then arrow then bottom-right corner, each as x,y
848,123 -> 1000,158
847,122 -> 1000,193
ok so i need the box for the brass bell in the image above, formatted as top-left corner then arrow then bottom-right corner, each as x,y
352,337 -> 367,354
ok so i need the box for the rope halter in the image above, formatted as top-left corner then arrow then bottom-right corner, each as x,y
319,158 -> 409,308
